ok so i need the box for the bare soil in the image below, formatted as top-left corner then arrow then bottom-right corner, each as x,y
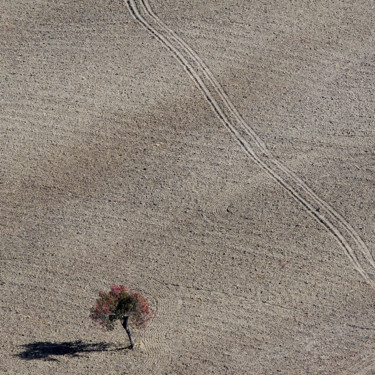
1,0 -> 375,374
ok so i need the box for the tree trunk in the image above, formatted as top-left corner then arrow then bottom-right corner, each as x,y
122,316 -> 134,349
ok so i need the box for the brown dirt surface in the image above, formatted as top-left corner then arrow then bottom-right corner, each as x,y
1,0 -> 375,374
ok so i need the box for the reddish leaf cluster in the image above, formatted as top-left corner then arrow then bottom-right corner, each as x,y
90,285 -> 155,331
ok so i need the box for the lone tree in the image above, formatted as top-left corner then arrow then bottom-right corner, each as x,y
90,285 -> 154,349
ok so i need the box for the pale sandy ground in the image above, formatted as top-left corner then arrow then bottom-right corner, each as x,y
1,0 -> 375,374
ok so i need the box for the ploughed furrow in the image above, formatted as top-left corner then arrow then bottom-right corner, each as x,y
127,0 -> 375,287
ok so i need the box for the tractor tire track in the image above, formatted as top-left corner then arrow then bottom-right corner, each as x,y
138,0 -> 375,276
127,0 -> 375,287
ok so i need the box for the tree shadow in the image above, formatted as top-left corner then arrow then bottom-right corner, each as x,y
16,340 -> 130,361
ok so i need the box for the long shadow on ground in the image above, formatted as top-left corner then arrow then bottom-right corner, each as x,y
16,340 -> 129,361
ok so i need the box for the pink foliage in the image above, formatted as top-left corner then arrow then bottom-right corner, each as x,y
90,285 -> 155,331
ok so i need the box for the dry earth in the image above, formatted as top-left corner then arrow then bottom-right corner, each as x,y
1,0 -> 375,374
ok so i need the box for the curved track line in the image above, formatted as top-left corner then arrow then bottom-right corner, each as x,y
350,356 -> 375,375
127,0 -> 375,286
140,0 -> 375,277
130,279 -> 174,374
